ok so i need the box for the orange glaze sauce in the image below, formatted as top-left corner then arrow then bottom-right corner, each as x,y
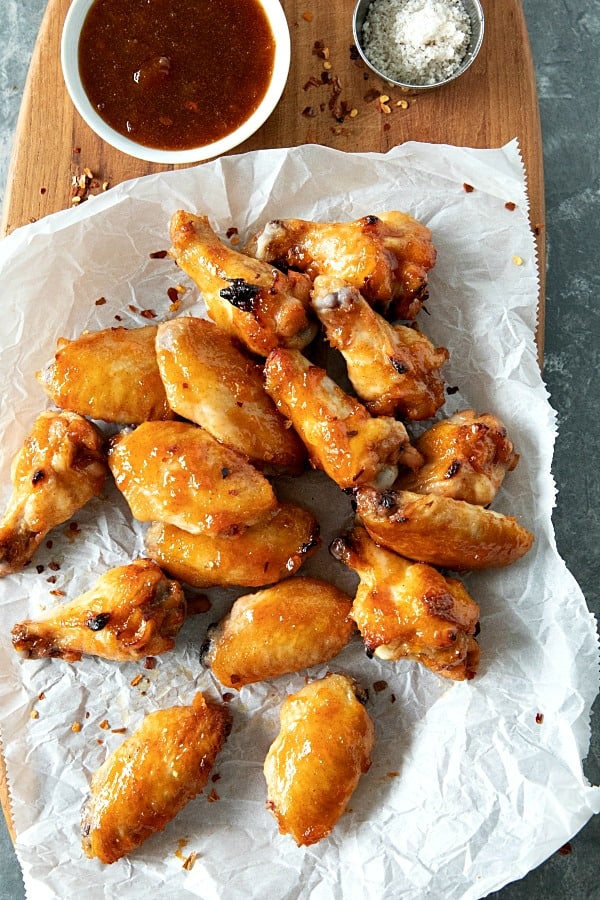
78,0 -> 276,150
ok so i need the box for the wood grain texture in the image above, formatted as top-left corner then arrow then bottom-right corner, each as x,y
0,0 -> 545,840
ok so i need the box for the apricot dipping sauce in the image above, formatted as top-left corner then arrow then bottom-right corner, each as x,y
78,0 -> 276,151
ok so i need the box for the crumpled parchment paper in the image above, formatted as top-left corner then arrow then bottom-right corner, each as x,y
0,141 -> 598,900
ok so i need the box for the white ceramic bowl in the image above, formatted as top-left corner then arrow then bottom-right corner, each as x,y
61,0 -> 291,164
353,0 -> 484,92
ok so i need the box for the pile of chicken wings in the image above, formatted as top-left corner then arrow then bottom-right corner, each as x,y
0,209 -> 533,861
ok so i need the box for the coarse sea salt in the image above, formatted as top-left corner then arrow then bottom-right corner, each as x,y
362,0 -> 472,86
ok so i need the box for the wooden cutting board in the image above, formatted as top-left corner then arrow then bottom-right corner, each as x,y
0,0 -> 544,841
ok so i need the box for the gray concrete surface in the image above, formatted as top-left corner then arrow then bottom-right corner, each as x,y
0,0 -> 598,897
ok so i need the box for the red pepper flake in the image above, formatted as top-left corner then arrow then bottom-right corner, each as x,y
446,385 -> 460,395
149,249 -> 169,259
225,227 -> 239,239
130,673 -> 144,687
303,76 -> 322,90
558,842 -> 573,856
38,692 -> 46,701
535,712 -> 544,724
45,540 -> 53,549
46,575 -> 57,584
128,304 -> 139,313
183,100 -> 199,112
211,772 -> 222,783
207,788 -> 220,803
69,522 -> 80,532
49,589 -> 65,598
144,656 -> 157,670
302,106 -> 318,117
95,296 -> 107,306
111,727 -> 127,734
387,771 -> 400,778
187,594 -> 211,615
73,146 -> 81,154
373,680 -> 388,693
48,561 -> 61,571
313,39 -> 326,57
40,187 -> 47,195
36,564 -> 45,574
141,308 -> 157,319
182,851 -> 198,871
390,693 -> 396,703
505,201 -> 517,211
302,10 -> 313,21
464,183 -> 475,192
534,222 -> 544,236
350,44 -> 360,60
114,314 -> 123,322
99,719 -> 110,730
221,692 -> 235,703
167,286 -> 180,304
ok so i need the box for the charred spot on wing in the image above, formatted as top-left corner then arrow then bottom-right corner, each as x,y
379,490 -> 397,510
445,459 -> 462,479
220,278 -> 261,313
85,613 -> 111,631
390,356 -> 410,375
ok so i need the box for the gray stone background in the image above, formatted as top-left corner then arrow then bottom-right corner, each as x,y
0,0 -> 598,897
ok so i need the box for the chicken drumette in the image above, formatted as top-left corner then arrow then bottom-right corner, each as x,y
169,211 -> 317,356
245,211 -> 436,320
264,348 -> 423,490
12,559 -> 186,662
331,527 -> 480,680
311,275 -> 448,420
0,410 -> 107,575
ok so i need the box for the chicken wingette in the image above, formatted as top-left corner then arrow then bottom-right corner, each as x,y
331,527 -> 480,680
37,325 -> 173,424
201,577 -> 355,687
264,673 -> 374,846
169,211 -> 316,356
108,420 -> 277,535
0,410 -> 107,576
354,485 -> 534,570
12,559 -> 186,662
81,693 -> 231,864
145,502 -> 320,588
155,316 -> 306,472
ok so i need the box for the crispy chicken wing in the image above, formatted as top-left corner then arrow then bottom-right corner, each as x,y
331,527 -> 480,680
395,409 -> 519,505
0,410 -> 107,576
245,211 -> 436,320
108,420 -> 277,535
37,325 -> 173,424
11,559 -> 185,662
155,317 -> 306,472
264,348 -> 423,489
81,692 -> 231,864
169,211 -> 317,356
264,673 -> 374,846
311,275 -> 448,419
355,485 -> 534,570
145,502 -> 320,588
202,577 -> 354,687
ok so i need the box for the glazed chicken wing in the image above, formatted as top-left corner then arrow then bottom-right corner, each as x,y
395,409 -> 519,505
145,502 -> 320,588
264,348 -> 423,489
202,577 -> 355,688
311,275 -> 448,419
0,410 -> 107,576
37,325 -> 173,424
355,485 -> 534,570
169,211 -> 317,356
264,673 -> 374,846
108,420 -> 277,535
331,527 -> 480,680
81,692 -> 231,864
245,210 -> 436,320
155,317 -> 306,472
11,559 -> 186,662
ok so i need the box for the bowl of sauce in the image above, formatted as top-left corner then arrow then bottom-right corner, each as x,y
61,0 -> 291,163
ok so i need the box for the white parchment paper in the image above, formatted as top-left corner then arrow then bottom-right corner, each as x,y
0,142 -> 598,900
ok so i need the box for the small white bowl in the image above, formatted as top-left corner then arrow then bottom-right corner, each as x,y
61,0 -> 291,164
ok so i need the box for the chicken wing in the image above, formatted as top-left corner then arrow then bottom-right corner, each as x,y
37,325 -> 173,424
169,211 -> 317,356
264,348 -> 423,489
202,577 -> 354,688
264,673 -> 374,846
81,692 -> 231,864
245,211 -> 436,320
311,275 -> 448,419
11,559 -> 186,662
145,502 -> 320,588
331,527 -> 480,680
395,409 -> 519,505
0,410 -> 107,576
354,485 -> 534,570
108,420 -> 277,535
155,317 -> 306,472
